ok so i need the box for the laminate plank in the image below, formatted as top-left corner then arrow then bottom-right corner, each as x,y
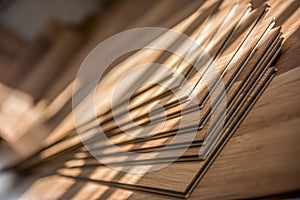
93,2 -> 250,132
82,13 -> 276,152
63,38 -> 280,165
55,60 -> 277,198
8,1 -> 278,170
1,0 -> 299,200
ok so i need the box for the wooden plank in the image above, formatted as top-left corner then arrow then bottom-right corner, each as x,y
82,11 -> 276,151
60,38 -> 280,165
54,58 -> 277,198
1,1 -> 299,200
8,1 -> 280,170
76,32 -> 282,160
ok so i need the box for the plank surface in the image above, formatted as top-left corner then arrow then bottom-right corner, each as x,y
0,0 -> 299,199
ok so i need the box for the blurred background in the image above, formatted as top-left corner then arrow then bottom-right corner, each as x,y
0,0 -> 101,40
0,0 -> 103,166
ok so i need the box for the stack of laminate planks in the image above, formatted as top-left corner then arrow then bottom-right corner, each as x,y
0,0 -> 286,199
1,0 -> 299,200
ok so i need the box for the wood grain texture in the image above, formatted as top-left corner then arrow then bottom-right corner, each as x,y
11,2 -> 275,168
131,0 -> 300,199
0,0 -> 299,199
7,6 -> 284,200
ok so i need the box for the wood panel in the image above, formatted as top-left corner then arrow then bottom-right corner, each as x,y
0,0 -> 299,199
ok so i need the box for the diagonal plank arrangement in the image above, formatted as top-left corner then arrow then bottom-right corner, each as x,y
2,0 -> 285,199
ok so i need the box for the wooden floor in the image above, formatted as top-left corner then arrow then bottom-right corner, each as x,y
0,0 -> 299,199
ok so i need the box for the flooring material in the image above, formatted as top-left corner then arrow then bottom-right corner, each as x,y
0,0 -> 299,199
